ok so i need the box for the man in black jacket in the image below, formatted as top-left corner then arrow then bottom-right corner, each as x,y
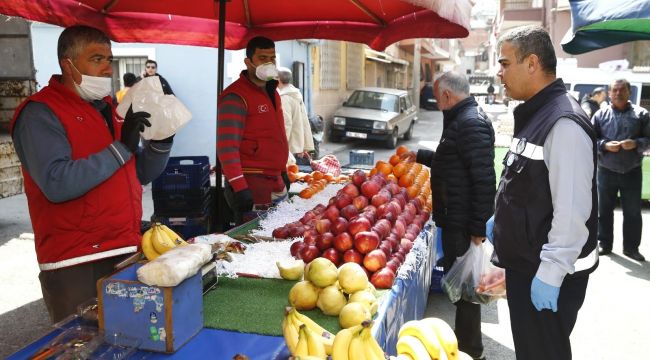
580,87 -> 606,119
143,60 -> 174,95
416,71 -> 495,360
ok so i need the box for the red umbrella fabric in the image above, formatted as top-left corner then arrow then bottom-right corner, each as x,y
0,0 -> 470,50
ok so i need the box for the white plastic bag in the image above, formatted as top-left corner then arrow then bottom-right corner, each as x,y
136,243 -> 212,287
116,76 -> 192,140
441,241 -> 506,304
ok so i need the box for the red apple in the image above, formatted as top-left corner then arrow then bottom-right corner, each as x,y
404,232 -> 416,241
387,201 -> 402,216
290,241 -> 305,258
393,193 -> 407,209
303,229 -> 319,245
299,245 -> 320,263
360,211 -> 376,224
335,194 -> 353,210
354,231 -> 380,254
333,232 -> 354,252
392,219 -> 406,239
385,258 -> 400,273
316,233 -> 335,250
363,249 -> 388,272
348,216 -> 372,236
372,219 -> 392,239
331,217 -> 349,235
340,204 -> 359,221
371,190 -> 391,207
392,251 -> 405,264
370,174 -> 387,187
360,180 -> 381,198
370,267 -> 396,289
341,183 -> 360,198
343,249 -> 364,265
321,248 -> 341,266
382,211 -> 396,225
316,219 -> 332,234
288,224 -> 306,238
324,205 -> 340,222
272,226 -> 289,239
400,238 -> 414,252
352,170 -> 367,187
300,210 -> 317,224
313,204 -> 327,214
406,223 -> 421,237
379,241 -> 392,258
352,195 -> 369,210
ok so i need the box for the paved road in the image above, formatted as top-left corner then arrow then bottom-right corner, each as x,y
1,108 -> 649,359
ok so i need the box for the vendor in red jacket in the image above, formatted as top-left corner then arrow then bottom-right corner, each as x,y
217,36 -> 289,224
10,25 -> 172,323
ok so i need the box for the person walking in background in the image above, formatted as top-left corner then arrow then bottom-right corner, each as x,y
581,87 -> 607,119
115,72 -> 137,104
143,59 -> 174,95
592,79 -> 650,261
492,25 -> 598,360
277,66 -> 314,166
216,36 -> 289,225
9,25 -> 172,323
416,71 -> 495,360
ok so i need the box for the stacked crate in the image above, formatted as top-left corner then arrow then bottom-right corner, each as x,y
152,156 -> 211,239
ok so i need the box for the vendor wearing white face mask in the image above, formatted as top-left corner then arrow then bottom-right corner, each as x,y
217,36 -> 290,225
10,25 -> 173,323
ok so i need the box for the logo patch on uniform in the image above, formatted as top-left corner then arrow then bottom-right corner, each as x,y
258,104 -> 269,113
76,116 -> 84,122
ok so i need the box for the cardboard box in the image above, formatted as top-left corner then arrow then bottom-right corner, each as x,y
97,263 -> 203,353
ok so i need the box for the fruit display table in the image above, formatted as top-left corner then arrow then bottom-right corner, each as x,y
7,223 -> 437,359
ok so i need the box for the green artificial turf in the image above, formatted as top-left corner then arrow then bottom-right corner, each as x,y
203,277 -> 342,336
495,147 -> 650,200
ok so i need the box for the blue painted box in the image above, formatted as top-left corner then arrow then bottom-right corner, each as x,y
97,263 -> 203,353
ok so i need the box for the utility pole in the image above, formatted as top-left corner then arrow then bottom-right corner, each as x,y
412,39 -> 421,110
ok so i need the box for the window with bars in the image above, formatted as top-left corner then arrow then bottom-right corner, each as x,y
111,56 -> 148,94
346,43 -> 363,90
320,41 -> 341,90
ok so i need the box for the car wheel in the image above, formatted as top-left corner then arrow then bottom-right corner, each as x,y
403,121 -> 414,140
385,128 -> 398,149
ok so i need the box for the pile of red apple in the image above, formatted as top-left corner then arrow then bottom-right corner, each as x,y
272,170 -> 430,289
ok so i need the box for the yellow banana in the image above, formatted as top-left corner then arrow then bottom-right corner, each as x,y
331,324 -> 363,360
393,354 -> 414,360
159,224 -> 187,246
396,335 -> 430,360
283,315 -> 300,355
292,308 -> 334,340
304,325 -> 327,358
141,228 -> 160,261
421,318 -> 458,360
151,224 -> 176,254
457,351 -> 473,360
295,325 -> 310,357
361,324 -> 385,360
398,320 -> 442,360
347,327 -> 367,360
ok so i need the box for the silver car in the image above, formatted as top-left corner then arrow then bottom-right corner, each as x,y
328,87 -> 418,149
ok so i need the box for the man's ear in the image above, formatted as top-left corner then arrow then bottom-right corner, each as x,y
527,54 -> 539,74
244,57 -> 253,68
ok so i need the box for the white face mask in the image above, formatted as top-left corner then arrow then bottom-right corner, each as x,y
255,62 -> 278,81
68,59 -> 113,101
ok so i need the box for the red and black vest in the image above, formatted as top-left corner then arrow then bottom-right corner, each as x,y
220,71 -> 288,175
10,75 -> 142,270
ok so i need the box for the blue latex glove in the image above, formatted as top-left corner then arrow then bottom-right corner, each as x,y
485,215 -> 495,244
531,277 -> 560,312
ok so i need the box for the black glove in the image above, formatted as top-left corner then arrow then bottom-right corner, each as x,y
233,188 -> 254,213
151,134 -> 174,144
120,105 -> 151,153
281,171 -> 291,192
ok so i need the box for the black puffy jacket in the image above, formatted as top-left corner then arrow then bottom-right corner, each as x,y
417,97 -> 496,235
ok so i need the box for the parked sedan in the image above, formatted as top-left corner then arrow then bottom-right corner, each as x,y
328,87 -> 418,149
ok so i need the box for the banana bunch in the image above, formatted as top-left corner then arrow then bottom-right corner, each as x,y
331,320 -> 385,360
396,317 -> 458,360
141,223 -> 188,261
282,307 -> 335,359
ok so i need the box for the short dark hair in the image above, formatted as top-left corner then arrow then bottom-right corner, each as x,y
246,36 -> 275,59
611,79 -> 631,92
145,59 -> 157,67
123,73 -> 137,87
498,25 -> 557,75
590,87 -> 606,97
57,25 -> 110,61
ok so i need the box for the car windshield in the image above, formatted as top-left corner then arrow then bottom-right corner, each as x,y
346,91 -> 399,112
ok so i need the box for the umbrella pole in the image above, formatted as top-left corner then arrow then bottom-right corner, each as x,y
214,0 -> 228,231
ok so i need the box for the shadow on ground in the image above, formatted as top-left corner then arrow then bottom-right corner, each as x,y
0,299 -> 51,359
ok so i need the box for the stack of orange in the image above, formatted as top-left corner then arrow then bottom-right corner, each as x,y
286,165 -> 349,185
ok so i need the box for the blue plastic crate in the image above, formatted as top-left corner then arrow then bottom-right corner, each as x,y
158,214 -> 211,239
349,150 -> 374,166
153,156 -> 210,192
431,266 -> 445,293
153,186 -> 211,217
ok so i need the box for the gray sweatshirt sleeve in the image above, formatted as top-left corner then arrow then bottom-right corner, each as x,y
136,139 -> 173,185
12,101 -> 133,203
536,118 -> 594,287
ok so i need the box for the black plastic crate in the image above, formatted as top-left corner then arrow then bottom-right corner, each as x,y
153,156 -> 210,192
153,186 -> 211,217
158,214 -> 211,239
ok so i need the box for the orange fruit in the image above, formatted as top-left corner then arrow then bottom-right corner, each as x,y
287,164 -> 299,174
300,188 -> 314,199
312,171 -> 324,180
392,163 -> 407,178
396,145 -> 409,156
376,161 -> 393,176
406,185 -> 419,199
369,167 -> 378,176
324,173 -> 334,182
399,174 -> 414,188
389,154 -> 401,166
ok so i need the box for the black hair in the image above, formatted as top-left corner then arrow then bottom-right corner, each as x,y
590,87 -> 606,97
57,25 -> 110,61
246,36 -> 275,59
498,25 -> 557,75
123,72 -> 137,87
145,59 -> 157,67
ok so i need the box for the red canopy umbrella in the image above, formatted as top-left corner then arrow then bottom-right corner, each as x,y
0,0 -> 470,51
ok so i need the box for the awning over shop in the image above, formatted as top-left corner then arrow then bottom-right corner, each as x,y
365,48 -> 409,66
